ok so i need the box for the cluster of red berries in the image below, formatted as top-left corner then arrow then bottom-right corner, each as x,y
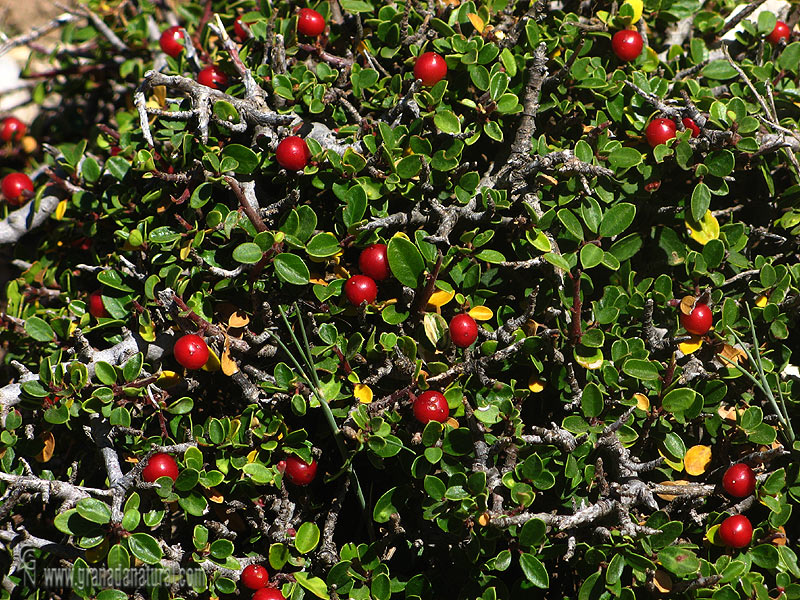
241,564 -> 285,600
644,117 -> 701,147
1,117 -> 33,207
344,243 -> 388,307
718,463 -> 757,548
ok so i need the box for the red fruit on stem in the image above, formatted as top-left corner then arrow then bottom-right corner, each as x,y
358,244 -> 390,281
413,52 -> 448,86
645,118 -> 677,148
1,172 -> 33,206
88,291 -> 109,319
142,453 -> 179,483
345,275 -> 377,306
275,136 -> 311,171
174,334 -> 210,370
722,463 -> 756,498
297,8 -> 326,37
241,565 -> 269,590
159,26 -> 185,57
767,20 -> 791,44
234,15 -> 250,40
718,514 -> 753,548
413,391 -> 449,424
611,29 -> 644,61
681,303 -> 712,336
253,589 -> 286,600
450,313 -> 478,348
0,117 -> 26,143
283,455 -> 318,486
682,117 -> 701,138
197,66 -> 228,90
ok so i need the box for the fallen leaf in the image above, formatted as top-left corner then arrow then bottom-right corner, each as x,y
771,526 -> 787,546
428,289 -> 455,308
755,294 -> 768,308
684,445 -> 712,476
228,310 -> 250,328
354,383 -> 373,404
221,340 -> 239,376
634,393 -> 650,411
718,405 -> 738,421
35,431 -> 55,463
477,512 -> 490,526
678,335 -> 703,355
528,376 -> 545,393
679,295 -> 695,316
445,417 -> 459,428
718,344 -> 746,365
468,305 -> 493,321
655,480 -> 691,501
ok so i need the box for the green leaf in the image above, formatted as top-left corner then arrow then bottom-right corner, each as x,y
233,242 -> 264,264
599,203 -> 636,237
295,522 -> 321,554
294,572 -> 330,599
25,317 -> 55,342
94,361 -> 118,386
81,157 -> 101,182
339,0 -> 372,11
122,353 -> 143,382
209,539 -> 235,559
691,182 -> 711,223
702,60 -> 738,80
273,253 -> 310,285
557,209 -> 584,241
434,110 -> 461,134
581,383 -> 603,417
222,144 -> 259,174
107,544 -> 130,571
662,388 -> 696,413
622,359 -> 660,380
105,156 -> 130,180
705,150 -> 735,178
306,233 -> 341,258
373,486 -> 399,523
396,154 -> 422,179
607,147 -> 642,169
127,533 -> 163,565
424,475 -> 446,500
519,553 -> 549,588
580,243 -> 604,269
387,236 -> 425,288
76,498 -> 112,524
658,546 -> 699,576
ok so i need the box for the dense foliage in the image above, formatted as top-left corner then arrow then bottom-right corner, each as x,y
1,0 -> 800,598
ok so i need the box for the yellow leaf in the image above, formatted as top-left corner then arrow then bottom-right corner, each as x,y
205,488 -> 224,503
706,523 -> 723,546
157,370 -> 182,387
201,346 -> 221,372
658,449 -> 683,471
246,449 -> 258,462
445,417 -> 459,428
21,135 -> 37,154
634,393 -> 649,411
477,512 -> 490,526
35,431 -> 55,463
354,383 -> 373,404
718,404 -> 738,421
138,319 -> 156,342
53,199 -> 68,221
528,376 -> 545,393
755,294 -> 768,308
153,85 -> 167,107
685,210 -> 720,245
310,275 -> 328,286
228,310 -> 250,328
621,0 -> 643,23
179,239 -> 192,261
718,344 -> 746,365
679,295 -> 695,316
427,289 -> 455,308
678,335 -> 703,355
684,445 -> 712,476
467,12 -> 485,32
655,480 -> 691,501
653,570 -> 673,593
468,306 -> 494,321
221,342 -> 239,376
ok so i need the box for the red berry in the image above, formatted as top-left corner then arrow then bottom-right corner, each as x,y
681,303 -> 712,336
718,514 -> 753,548
197,65 -> 228,90
241,565 -> 269,590
88,291 -> 109,319
234,16 -> 250,41
345,275 -> 377,306
645,118 -> 677,148
283,455 -> 318,486
611,29 -> 643,61
275,136 -> 311,171
358,244 -> 390,281
1,172 -> 33,206
682,117 -> 700,138
413,391 -> 449,424
449,313 -> 478,348
0,117 -> 26,143
142,453 -> 179,483
253,589 -> 285,600
297,8 -> 326,37
173,334 -> 210,370
413,52 -> 448,86
767,20 -> 791,44
722,463 -> 756,498
110,146 -> 122,156
159,26 -> 185,57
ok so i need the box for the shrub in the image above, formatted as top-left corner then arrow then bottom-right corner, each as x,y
1,0 -> 800,599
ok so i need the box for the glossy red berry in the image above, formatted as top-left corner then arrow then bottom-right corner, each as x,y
767,20 -> 791,44
345,275 -> 377,306
142,453 -> 179,483
413,52 -> 448,86
1,172 -> 33,206
173,334 -> 210,370
682,117 -> 700,138
275,136 -> 311,171
450,313 -> 478,348
645,118 -> 677,148
413,391 -> 449,424
234,16 -> 250,40
358,244 -> 390,281
718,514 -> 753,548
297,8 -> 326,36
611,29 -> 643,61
0,117 -> 26,143
241,565 -> 269,590
283,455 -> 318,486
681,303 -> 712,336
253,589 -> 285,600
159,26 -> 185,57
722,463 -> 756,498
197,66 -> 228,90
88,291 -> 109,319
